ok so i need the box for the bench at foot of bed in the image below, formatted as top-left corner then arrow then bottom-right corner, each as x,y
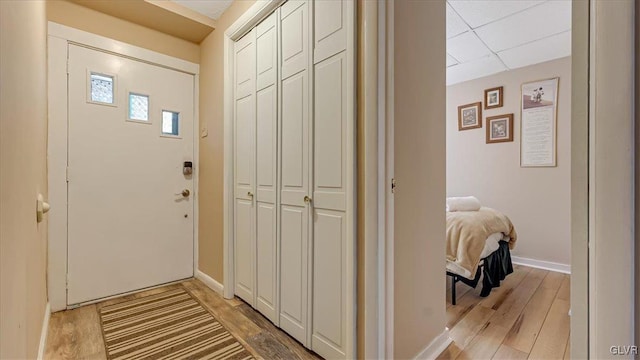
447,240 -> 514,305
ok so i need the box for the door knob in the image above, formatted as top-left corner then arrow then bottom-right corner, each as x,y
176,189 -> 190,197
247,191 -> 254,199
304,195 -> 312,204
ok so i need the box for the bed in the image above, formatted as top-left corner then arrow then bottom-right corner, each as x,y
445,202 -> 517,305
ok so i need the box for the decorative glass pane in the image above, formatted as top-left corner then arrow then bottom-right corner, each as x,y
162,111 -> 179,136
129,93 -> 149,121
90,73 -> 114,104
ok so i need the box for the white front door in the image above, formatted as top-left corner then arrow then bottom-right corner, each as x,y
66,44 -> 195,305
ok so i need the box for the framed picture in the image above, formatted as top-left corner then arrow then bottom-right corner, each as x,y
457,102 -> 482,131
484,86 -> 503,109
486,114 -> 514,143
520,77 -> 559,167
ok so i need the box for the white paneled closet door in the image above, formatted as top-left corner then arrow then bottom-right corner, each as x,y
231,1 -> 355,357
234,29 -> 257,306
311,0 -> 354,358
255,11 -> 279,325
278,0 -> 312,346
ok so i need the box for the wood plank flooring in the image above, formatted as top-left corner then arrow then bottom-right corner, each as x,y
45,266 -> 568,360
44,279 -> 320,360
439,265 -> 571,360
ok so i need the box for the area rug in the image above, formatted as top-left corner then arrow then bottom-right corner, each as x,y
98,287 -> 254,360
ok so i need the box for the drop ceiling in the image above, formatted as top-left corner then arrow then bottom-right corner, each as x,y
172,0 -> 234,20
446,0 -> 571,85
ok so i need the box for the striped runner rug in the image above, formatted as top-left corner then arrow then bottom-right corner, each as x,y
98,287 -> 254,360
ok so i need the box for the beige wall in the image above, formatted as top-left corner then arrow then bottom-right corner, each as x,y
447,57 -> 572,266
198,0 -> 255,282
394,1 -> 447,358
47,0 -> 200,63
0,1 -> 49,358
570,0 -> 589,357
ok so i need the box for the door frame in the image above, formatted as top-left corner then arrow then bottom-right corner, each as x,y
47,22 -> 200,312
380,0 -> 636,358
223,1 -> 358,358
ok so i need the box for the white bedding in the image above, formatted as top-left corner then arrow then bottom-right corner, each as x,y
446,232 -> 507,279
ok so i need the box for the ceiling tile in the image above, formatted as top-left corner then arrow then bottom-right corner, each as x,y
475,0 -> 571,52
172,0 -> 233,20
447,54 -> 459,67
448,0 -> 545,28
446,3 -> 470,39
446,54 -> 507,85
447,31 -> 493,63
498,31 -> 571,69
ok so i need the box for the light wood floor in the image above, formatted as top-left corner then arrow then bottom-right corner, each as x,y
439,265 -> 571,360
44,279 -> 320,360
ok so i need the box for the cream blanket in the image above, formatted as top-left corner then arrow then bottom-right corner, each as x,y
446,207 -> 517,278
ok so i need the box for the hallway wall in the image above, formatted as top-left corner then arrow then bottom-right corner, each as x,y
198,0 -> 256,283
47,0 -> 200,63
394,0 -> 448,358
0,1 -> 49,358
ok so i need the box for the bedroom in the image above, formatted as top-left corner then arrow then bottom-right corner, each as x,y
442,1 -> 572,359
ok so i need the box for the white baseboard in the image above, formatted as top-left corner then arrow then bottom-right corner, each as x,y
414,328 -> 452,359
511,256 -> 571,274
196,270 -> 224,295
37,302 -> 51,360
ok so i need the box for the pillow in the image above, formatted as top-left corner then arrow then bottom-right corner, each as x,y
446,196 -> 481,212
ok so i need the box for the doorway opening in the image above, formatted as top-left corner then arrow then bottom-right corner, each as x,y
443,1 -> 572,358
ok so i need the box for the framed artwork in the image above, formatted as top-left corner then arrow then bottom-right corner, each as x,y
457,102 -> 482,131
486,114 -> 514,143
484,86 -> 503,109
520,77 -> 559,167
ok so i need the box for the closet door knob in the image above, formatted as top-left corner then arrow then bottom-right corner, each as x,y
247,191 -> 254,199
304,195 -> 312,204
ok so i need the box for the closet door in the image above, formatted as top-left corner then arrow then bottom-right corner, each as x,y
234,30 -> 257,306
311,0 -> 354,358
278,0 -> 311,345
255,11 -> 279,324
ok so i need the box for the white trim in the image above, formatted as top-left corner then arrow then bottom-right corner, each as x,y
37,303 -> 51,360
376,0 -> 387,356
224,0 -> 286,39
47,22 -> 200,311
413,329 -> 452,360
48,34 -> 70,312
384,0 -> 395,357
193,74 -> 200,277
222,15 -> 235,301
48,22 -> 199,75
353,0 -> 385,358
511,256 -> 571,274
196,270 -> 224,295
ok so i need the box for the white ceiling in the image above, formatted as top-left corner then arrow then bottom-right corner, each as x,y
172,0 -> 234,20
446,0 -> 571,85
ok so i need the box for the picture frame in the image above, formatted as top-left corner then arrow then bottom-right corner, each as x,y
457,102 -> 482,131
520,77 -> 559,167
484,86 -> 503,109
486,114 -> 514,144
